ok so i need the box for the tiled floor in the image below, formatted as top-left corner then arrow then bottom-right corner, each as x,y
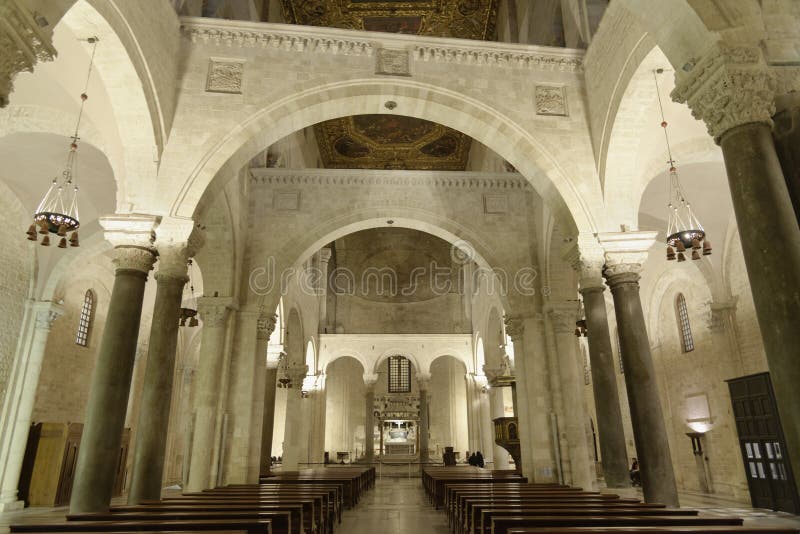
2,479 -> 799,533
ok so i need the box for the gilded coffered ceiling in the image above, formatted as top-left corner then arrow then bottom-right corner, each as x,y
281,0 -> 499,171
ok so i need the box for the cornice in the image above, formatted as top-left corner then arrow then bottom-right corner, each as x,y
179,17 -> 584,74
250,168 -> 531,190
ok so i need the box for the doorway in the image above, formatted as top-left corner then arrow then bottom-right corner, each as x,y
727,372 -> 799,513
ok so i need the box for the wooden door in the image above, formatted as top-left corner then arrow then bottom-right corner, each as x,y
727,372 -> 799,513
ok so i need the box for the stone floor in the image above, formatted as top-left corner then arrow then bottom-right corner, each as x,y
1,479 -> 799,533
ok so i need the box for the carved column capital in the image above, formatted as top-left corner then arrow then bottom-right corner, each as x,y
32,301 -> 64,331
597,231 -> 656,283
318,247 -> 332,264
154,218 -> 204,281
112,246 -> 158,274
672,44 -> 776,142
257,313 -> 278,341
563,233 -> 606,291
197,296 -> 233,328
101,214 -> 160,274
0,0 -> 57,107
363,373 -> 379,389
504,315 -> 525,342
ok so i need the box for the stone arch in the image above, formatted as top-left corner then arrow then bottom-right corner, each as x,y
170,79 -> 597,233
322,350 -> 369,378
429,349 -> 473,375
252,214 -> 516,316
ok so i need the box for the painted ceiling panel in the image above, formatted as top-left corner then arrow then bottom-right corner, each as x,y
281,0 -> 499,170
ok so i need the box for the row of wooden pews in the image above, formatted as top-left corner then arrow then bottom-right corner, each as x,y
9,466 -> 375,534
423,467 -> 799,534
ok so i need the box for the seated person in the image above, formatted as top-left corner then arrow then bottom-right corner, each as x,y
630,458 -> 641,486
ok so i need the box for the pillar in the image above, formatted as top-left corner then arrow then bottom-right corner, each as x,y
674,44 -> 800,498
70,215 -> 159,513
317,248 -> 331,333
418,373 -> 431,464
185,297 -> 232,492
567,242 -> 630,488
600,231 -> 678,506
0,301 -> 62,511
475,376 -> 495,465
258,314 -> 278,476
550,309 -> 596,490
487,385 -> 510,469
281,363 -> 309,470
505,314 -> 557,482
364,377 -> 376,463
128,226 -> 201,504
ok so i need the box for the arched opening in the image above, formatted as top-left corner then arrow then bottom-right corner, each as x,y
323,357 -> 366,463
429,355 -> 469,462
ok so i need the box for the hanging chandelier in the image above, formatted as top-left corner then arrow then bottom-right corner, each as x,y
26,37 -> 99,248
653,69 -> 711,262
179,259 -> 199,327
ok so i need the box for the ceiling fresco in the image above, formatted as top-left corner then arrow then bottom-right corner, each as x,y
281,0 -> 499,170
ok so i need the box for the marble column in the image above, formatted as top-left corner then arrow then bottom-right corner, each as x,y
569,245 -> 630,488
0,301 -> 62,511
70,215 -> 159,513
674,44 -> 800,498
600,231 -> 678,507
475,376 -> 495,465
258,314 -> 278,476
550,309 -> 595,490
503,317 -> 531,477
418,374 -> 431,464
317,248 -> 331,333
128,234 -> 200,504
185,297 -> 232,492
364,377 -> 376,463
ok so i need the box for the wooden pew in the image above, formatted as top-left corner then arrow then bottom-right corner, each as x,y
505,528 -> 800,534
10,519 -> 273,534
474,508 -> 699,534
489,515 -> 747,534
64,509 -> 294,534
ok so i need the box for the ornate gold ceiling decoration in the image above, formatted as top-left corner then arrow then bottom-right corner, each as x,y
280,0 -> 499,41
282,0 -> 499,171
314,115 -> 470,170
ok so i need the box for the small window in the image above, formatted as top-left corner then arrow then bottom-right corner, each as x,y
388,355 -> 411,393
615,328 -> 624,374
582,346 -> 591,385
675,293 -> 694,352
76,290 -> 95,347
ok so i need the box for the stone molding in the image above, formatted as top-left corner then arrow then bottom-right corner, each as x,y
112,246 -> 158,274
548,307 -> 579,335
256,312 -> 278,341
179,17 -> 583,74
0,0 -> 56,107
317,248 -> 332,264
197,296 -> 233,328
672,44 -> 776,141
100,214 -> 160,248
250,168 -> 531,190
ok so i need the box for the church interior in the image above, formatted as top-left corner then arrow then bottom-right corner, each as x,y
1,0 -> 800,532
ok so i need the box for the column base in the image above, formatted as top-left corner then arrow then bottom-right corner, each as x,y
0,498 -> 24,512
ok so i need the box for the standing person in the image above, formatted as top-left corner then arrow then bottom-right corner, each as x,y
630,458 -> 641,486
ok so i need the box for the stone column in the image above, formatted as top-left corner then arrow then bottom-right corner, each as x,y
487,384 -> 510,469
281,363 -> 309,470
600,231 -> 678,507
506,314 -> 557,482
567,241 -> 630,488
128,224 -> 201,504
70,215 -> 159,513
317,248 -> 331,333
475,376 -> 495,465
185,297 -> 232,492
549,309 -> 596,490
0,301 -> 62,511
258,314 -> 278,476
418,373 -> 431,464
363,376 -> 377,463
674,44 -> 800,498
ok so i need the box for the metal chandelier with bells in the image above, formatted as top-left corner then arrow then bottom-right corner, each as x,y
26,37 -> 99,249
653,69 -> 711,262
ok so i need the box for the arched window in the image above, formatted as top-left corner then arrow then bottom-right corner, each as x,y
76,290 -> 95,347
615,327 -> 624,374
675,293 -> 694,353
388,355 -> 411,393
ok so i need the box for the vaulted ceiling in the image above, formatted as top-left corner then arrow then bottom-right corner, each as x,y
281,0 -> 500,170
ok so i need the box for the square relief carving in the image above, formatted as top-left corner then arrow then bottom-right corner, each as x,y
484,194 -> 508,214
376,48 -> 411,76
206,59 -> 245,94
273,191 -> 300,211
535,85 -> 568,116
